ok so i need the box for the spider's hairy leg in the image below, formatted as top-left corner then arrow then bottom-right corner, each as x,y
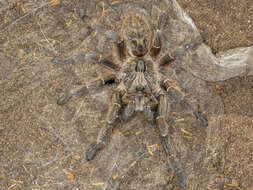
158,36 -> 204,67
179,99 -> 208,127
144,98 -> 158,124
112,40 -> 125,65
150,11 -> 168,58
121,93 -> 136,121
156,93 -> 169,137
155,91 -> 188,187
156,94 -> 187,187
159,52 -> 175,67
163,79 -> 208,127
88,23 -> 124,69
167,36 -> 204,62
150,30 -> 162,57
122,102 -> 135,121
57,73 -> 116,105
169,36 -> 203,59
86,53 -> 120,72
86,90 -> 122,161
153,90 -> 187,186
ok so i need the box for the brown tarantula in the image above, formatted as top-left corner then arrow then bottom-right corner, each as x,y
57,10 -> 208,161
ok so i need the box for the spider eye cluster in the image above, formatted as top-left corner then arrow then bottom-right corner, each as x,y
143,38 -> 148,47
131,40 -> 137,48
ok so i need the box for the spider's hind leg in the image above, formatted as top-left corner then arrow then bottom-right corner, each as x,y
163,79 -> 208,127
156,92 -> 187,187
86,90 -> 122,161
144,98 -> 158,124
180,99 -> 208,127
156,93 -> 170,137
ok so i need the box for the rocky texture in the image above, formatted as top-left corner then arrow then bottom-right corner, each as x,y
0,0 -> 252,189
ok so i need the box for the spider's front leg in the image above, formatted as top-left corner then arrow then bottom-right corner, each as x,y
158,36 -> 204,67
92,23 -> 125,62
163,79 -> 208,127
150,30 -> 162,57
57,73 -> 116,105
86,90 -> 122,161
150,11 -> 168,58
159,52 -> 175,67
85,53 -> 120,72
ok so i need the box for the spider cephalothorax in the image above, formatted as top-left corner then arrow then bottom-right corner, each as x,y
121,13 -> 152,57
57,8 -> 208,161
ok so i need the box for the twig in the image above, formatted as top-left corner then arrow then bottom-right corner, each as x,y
161,136 -> 187,188
0,2 -> 49,32
37,21 -> 57,53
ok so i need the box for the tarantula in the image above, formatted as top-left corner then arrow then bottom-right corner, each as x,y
57,9 -> 208,161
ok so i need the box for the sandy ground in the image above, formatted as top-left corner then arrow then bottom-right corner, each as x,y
0,0 -> 252,189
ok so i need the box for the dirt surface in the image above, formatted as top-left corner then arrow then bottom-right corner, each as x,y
178,0 -> 253,54
178,1 -> 253,189
0,0 -> 252,190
